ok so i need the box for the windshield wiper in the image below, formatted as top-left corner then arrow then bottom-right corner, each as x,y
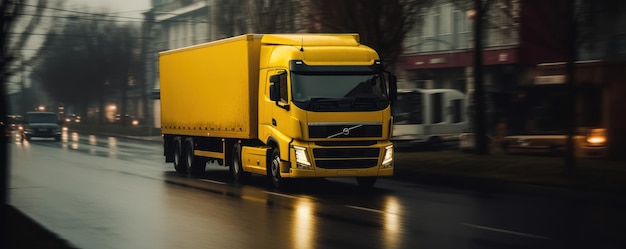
300,97 -> 341,109
350,96 -> 384,108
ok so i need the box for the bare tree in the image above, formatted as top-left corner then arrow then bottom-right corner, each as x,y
214,0 -> 304,36
307,0 -> 430,69
33,13 -> 142,125
247,0 -> 303,33
215,0 -> 248,37
1,0 -> 48,236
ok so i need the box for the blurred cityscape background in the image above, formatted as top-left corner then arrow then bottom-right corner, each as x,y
3,0 -> 626,159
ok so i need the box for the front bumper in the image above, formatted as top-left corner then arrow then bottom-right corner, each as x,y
287,166 -> 394,178
283,140 -> 394,178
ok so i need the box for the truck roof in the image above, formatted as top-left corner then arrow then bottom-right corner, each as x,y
261,34 -> 360,46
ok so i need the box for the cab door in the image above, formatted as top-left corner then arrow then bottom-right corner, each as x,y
268,70 -> 292,138
259,69 -> 291,143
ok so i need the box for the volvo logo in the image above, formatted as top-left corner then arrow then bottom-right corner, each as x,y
328,124 -> 364,138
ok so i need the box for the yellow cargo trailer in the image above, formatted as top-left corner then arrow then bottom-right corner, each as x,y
159,34 -> 397,188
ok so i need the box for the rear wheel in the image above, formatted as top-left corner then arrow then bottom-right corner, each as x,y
185,138 -> 206,175
356,177 -> 377,188
230,143 -> 250,182
173,137 -> 187,174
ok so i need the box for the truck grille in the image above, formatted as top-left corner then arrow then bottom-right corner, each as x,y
309,123 -> 382,138
312,148 -> 380,169
315,159 -> 379,169
313,148 -> 380,158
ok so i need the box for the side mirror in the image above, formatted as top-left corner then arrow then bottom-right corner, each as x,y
269,74 -> 281,102
388,73 -> 397,102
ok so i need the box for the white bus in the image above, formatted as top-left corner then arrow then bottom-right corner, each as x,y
391,88 -> 468,149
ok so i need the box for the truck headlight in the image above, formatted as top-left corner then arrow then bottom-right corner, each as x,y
382,145 -> 393,167
293,146 -> 311,169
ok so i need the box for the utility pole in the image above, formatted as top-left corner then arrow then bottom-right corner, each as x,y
564,0 -> 577,175
472,0 -> 488,155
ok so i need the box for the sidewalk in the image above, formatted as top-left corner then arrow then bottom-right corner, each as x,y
393,149 -> 626,198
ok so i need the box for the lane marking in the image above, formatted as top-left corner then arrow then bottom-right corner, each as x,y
346,205 -> 385,214
198,179 -> 227,185
461,223 -> 551,240
265,191 -> 299,199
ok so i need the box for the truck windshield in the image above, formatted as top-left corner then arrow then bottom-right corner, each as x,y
291,73 -> 389,111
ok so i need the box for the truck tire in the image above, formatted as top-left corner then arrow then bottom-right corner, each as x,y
173,137 -> 187,174
230,143 -> 250,182
268,148 -> 282,188
185,138 -> 206,175
356,177 -> 377,188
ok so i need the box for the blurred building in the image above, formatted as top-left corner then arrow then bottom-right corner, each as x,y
399,0 -> 565,124
398,0 -> 626,158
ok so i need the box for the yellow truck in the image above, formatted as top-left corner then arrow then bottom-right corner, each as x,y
159,34 -> 397,187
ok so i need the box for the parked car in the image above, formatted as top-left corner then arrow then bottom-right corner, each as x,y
21,112 -> 62,141
4,115 -> 23,138
500,128 -> 607,158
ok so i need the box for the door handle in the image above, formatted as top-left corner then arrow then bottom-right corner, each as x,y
272,118 -> 277,126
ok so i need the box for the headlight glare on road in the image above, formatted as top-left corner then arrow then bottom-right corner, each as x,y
382,145 -> 393,167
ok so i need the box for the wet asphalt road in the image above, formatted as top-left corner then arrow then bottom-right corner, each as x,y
6,131 -> 626,249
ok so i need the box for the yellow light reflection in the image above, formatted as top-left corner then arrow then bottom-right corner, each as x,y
89,135 -> 97,145
383,196 -> 403,249
108,137 -> 117,148
70,132 -> 79,150
61,129 -> 68,142
108,137 -> 117,158
292,198 -> 316,249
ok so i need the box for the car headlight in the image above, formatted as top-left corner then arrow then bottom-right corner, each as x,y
382,145 -> 393,167
293,146 -> 311,169
586,128 -> 606,146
